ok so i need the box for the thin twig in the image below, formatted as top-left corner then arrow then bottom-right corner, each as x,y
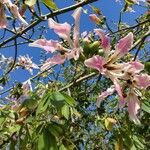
0,0 -> 98,48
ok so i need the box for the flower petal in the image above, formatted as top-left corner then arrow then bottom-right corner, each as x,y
41,54 -> 65,71
96,85 -> 115,107
127,92 -> 140,124
84,55 -> 105,72
48,18 -> 71,40
110,32 -> 133,62
10,4 -> 28,26
29,39 -> 60,53
112,78 -> 125,107
65,47 -> 83,60
72,7 -> 82,48
127,61 -> 144,73
134,74 -> 150,89
94,29 -> 111,53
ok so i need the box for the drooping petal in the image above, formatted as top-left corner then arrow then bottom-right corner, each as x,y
127,92 -> 140,124
48,18 -> 71,40
134,74 -> 150,89
72,7 -> 82,48
29,39 -> 60,53
84,55 -> 105,72
110,32 -> 133,62
96,85 -> 115,107
94,29 -> 111,53
41,54 -> 65,71
0,3 -> 7,28
112,78 -> 125,107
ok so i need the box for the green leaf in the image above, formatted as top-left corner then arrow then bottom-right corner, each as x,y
41,0 -> 58,10
48,123 -> 63,138
61,105 -> 70,120
51,92 -> 66,108
133,135 -> 145,149
25,0 -> 37,6
144,61 -> 150,74
61,93 -> 76,106
141,102 -> 150,113
36,92 -> 51,115
38,128 -> 58,150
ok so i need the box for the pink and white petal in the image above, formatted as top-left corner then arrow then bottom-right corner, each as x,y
110,32 -> 133,62
127,92 -> 140,124
72,7 -> 82,48
41,54 -> 65,71
29,39 -> 60,53
0,3 -> 7,28
111,78 -> 126,107
134,74 -> 150,89
94,29 -> 111,53
125,61 -> 144,74
84,55 -> 105,72
66,47 -> 83,60
48,18 -> 71,40
10,4 -> 28,26
96,85 -> 115,107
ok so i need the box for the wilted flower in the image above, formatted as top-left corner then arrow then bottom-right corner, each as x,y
17,55 -> 39,74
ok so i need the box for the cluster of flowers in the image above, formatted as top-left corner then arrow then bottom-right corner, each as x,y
29,7 -> 150,124
0,5 -> 149,124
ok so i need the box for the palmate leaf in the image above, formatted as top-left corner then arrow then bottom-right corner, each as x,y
41,0 -> 58,10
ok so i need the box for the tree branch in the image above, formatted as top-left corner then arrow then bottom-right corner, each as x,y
0,0 -> 98,48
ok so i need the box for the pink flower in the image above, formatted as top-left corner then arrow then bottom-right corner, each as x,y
84,31 -> 149,123
30,7 -> 83,70
85,32 -> 133,104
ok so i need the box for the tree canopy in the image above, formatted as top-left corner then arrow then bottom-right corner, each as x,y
0,0 -> 150,149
